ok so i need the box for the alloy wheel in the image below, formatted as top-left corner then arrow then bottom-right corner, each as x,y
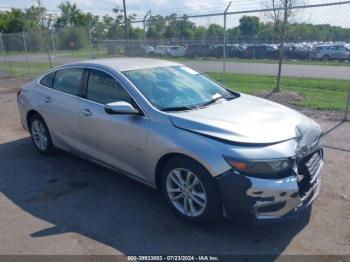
31,119 -> 48,151
166,168 -> 207,217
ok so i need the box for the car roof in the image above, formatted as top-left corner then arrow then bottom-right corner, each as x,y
61,58 -> 183,72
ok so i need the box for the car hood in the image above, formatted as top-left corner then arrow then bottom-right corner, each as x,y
168,94 -> 321,145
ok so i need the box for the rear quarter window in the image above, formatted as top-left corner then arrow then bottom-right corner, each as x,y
39,72 -> 55,88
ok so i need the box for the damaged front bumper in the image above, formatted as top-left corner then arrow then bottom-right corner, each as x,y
217,149 -> 323,224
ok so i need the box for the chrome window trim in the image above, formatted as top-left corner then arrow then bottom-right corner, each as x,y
36,67 -> 85,100
36,65 -> 148,118
36,66 -> 85,96
39,71 -> 56,88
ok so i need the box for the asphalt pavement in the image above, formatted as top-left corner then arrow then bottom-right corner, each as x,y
4,54 -> 350,80
0,86 -> 350,256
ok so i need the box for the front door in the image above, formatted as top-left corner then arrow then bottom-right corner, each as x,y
78,69 -> 149,180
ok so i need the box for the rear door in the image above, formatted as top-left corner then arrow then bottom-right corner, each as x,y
37,68 -> 84,151
78,69 -> 149,180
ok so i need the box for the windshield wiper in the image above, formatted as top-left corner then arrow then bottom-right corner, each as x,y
162,93 -> 236,112
161,105 -> 198,112
200,93 -> 236,107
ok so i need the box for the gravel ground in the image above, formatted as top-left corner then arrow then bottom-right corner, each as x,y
0,78 -> 349,256
255,90 -> 346,121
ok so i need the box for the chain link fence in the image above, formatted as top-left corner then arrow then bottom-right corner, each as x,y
0,1 -> 349,118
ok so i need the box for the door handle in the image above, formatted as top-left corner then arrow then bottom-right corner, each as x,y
43,96 -> 51,103
81,108 -> 93,117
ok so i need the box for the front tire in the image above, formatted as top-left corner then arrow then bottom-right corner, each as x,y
160,157 -> 222,223
29,114 -> 55,155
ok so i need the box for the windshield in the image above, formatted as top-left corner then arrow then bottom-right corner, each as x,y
122,66 -> 235,111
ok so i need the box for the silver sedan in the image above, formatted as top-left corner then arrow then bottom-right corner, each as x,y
17,58 -> 323,224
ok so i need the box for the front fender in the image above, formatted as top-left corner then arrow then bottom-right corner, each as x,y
146,121 -> 232,185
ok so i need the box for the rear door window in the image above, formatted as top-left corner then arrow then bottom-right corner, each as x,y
53,68 -> 84,96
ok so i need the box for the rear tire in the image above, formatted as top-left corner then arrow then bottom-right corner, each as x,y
160,156 -> 222,223
29,114 -> 55,155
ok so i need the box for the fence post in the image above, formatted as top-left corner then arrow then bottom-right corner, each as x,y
274,0 -> 289,92
45,43 -> 53,68
0,33 -> 10,77
88,22 -> 94,59
22,31 -> 32,80
51,30 -> 57,59
143,10 -> 151,46
345,89 -> 350,121
223,2 -> 232,84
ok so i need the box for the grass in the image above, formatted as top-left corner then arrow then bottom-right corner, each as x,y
4,48 -> 350,67
0,61 -> 347,111
208,72 -> 349,111
0,61 -> 58,78
4,48 -> 108,60
57,48 -> 109,59
232,58 -> 350,67
170,56 -> 350,67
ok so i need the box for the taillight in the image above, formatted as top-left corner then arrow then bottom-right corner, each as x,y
17,89 -> 22,98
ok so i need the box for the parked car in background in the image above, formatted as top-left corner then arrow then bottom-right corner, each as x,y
310,44 -> 350,61
125,44 -> 147,57
215,45 -> 243,58
284,44 -> 310,60
18,58 -> 324,224
166,46 -> 186,57
144,45 -> 155,56
241,44 -> 279,59
185,43 -> 216,57
154,45 -> 169,56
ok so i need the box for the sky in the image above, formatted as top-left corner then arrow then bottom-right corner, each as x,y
0,0 -> 349,28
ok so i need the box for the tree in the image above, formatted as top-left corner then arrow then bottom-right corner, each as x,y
55,1 -> 96,28
129,27 -> 143,40
163,14 -> 195,40
164,13 -> 180,39
193,26 -> 207,41
238,16 -> 260,36
54,2 -> 96,50
103,6 -> 136,40
58,27 -> 88,50
146,15 -> 166,39
0,9 -> 26,33
24,6 -> 46,30
207,24 -> 224,42
0,7 -> 48,51
264,0 -> 304,92
55,2 -> 82,28
0,6 -> 47,33
258,22 -> 275,42
176,15 -> 195,40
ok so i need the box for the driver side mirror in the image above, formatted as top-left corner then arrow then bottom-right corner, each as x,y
104,101 -> 140,115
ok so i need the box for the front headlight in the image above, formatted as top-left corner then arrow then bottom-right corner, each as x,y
224,156 -> 293,178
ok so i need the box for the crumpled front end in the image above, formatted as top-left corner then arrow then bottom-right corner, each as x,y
217,149 -> 323,223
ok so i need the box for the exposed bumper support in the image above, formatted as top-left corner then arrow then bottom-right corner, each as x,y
217,158 -> 323,224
